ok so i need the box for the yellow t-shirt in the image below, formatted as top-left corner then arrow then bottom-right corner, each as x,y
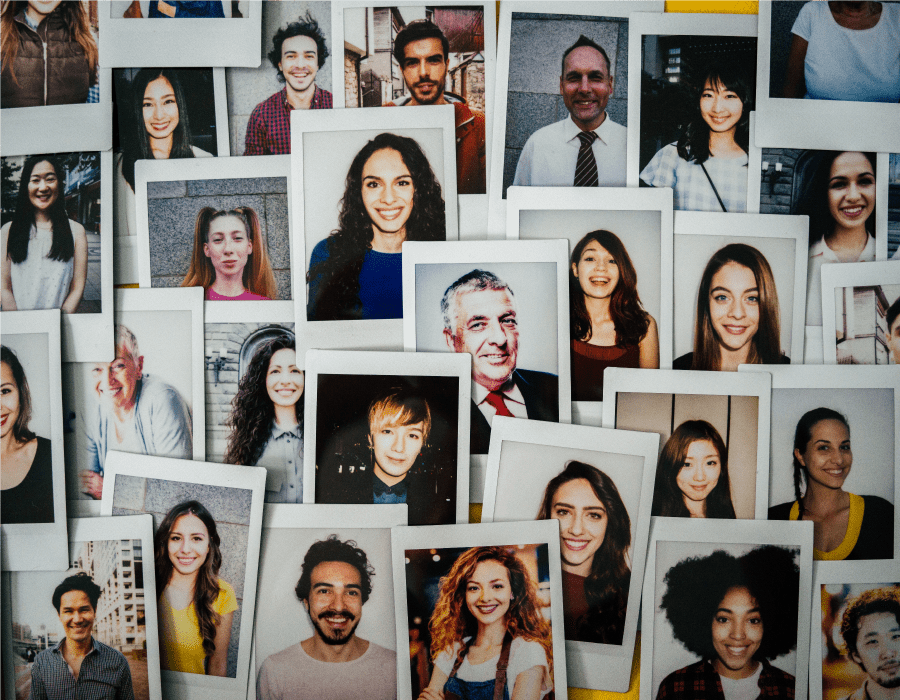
159,578 -> 238,674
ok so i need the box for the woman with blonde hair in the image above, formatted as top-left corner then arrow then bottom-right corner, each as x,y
419,546 -> 553,700
181,206 -> 277,300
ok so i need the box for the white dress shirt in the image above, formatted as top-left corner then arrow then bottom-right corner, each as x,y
473,379 -> 528,427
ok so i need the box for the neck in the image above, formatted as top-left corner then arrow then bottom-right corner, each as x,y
64,635 -> 93,658
304,632 -> 366,663
373,464 -> 407,488
24,6 -> 50,24
574,111 -> 606,133
210,275 -> 247,298
33,209 -> 52,226
150,135 -> 174,160
801,481 -> 849,515
683,495 -> 707,518
274,405 -> 298,429
168,568 -> 199,592
865,678 -> 900,700
584,294 -> 612,326
561,557 -> 592,578
827,223 -> 868,250
475,619 -> 508,649
714,657 -> 760,681
718,343 -> 752,372
1,430 -> 21,457
111,388 -> 139,422
708,129 -> 743,157
286,82 -> 316,110
370,229 -> 406,254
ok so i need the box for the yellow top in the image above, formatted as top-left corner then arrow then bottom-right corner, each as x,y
159,578 -> 238,675
788,493 -> 864,561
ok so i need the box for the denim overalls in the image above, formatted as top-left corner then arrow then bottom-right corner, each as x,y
443,634 -> 512,700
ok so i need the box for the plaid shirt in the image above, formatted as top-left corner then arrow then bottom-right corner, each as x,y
243,85 -> 333,155
29,637 -> 135,700
655,659 -> 794,700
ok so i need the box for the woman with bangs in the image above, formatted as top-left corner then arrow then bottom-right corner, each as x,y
570,229 -> 659,401
652,420 -> 737,519
675,243 -> 789,372
641,61 -> 751,213
420,546 -> 554,700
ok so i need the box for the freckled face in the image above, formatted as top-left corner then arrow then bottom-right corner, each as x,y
204,215 -> 253,282
711,586 -> 763,679
142,76 -> 180,143
0,362 -> 20,440
465,560 -> 513,627
28,160 -> 59,212
827,152 -> 876,230
166,513 -> 210,578
265,348 -> 303,408
675,439 -> 722,508
549,478 -> 608,575
709,262 -> 760,354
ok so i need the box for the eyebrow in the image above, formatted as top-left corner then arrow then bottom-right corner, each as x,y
710,286 -> 758,294
716,606 -> 760,614
553,501 -> 605,511
145,92 -> 176,101
312,582 -> 362,589
829,171 -> 874,183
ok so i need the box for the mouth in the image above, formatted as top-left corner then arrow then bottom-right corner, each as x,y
708,115 -> 731,124
150,122 -> 171,132
476,604 -> 500,615
589,276 -> 611,286
320,612 -> 354,628
376,207 -> 405,221
176,556 -> 198,568
879,661 -> 900,673
276,387 -> 297,396
414,81 -> 437,92
479,352 -> 509,365
722,325 -> 749,335
0,415 -> 7,427
840,205 -> 866,219
563,538 -> 591,552
689,484 -> 710,492
723,644 -> 751,658
823,467 -> 847,477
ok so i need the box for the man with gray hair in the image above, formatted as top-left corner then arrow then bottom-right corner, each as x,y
80,324 -> 192,499
442,269 -> 558,453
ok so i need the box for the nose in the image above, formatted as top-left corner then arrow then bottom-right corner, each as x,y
692,464 -> 707,482
418,59 -> 429,77
486,319 -> 507,346
382,183 -> 399,205
569,513 -> 584,535
730,621 -> 747,640
846,181 -> 862,200
728,297 -> 746,319
578,75 -> 591,92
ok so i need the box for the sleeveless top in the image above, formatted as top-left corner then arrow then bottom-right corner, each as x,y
1,436 -> 54,524
571,339 -> 640,401
9,224 -> 74,310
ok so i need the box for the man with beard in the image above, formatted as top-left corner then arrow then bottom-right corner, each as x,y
838,587 -> 900,700
257,536 -> 396,700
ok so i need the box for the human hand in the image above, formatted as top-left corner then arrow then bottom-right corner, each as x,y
418,688 -> 445,700
80,471 -> 104,500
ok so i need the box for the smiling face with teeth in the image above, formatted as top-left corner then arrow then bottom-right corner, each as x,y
166,513 -> 210,578
708,262 -> 760,357
279,34 -> 319,96
27,160 -> 60,213
711,586 -> 763,679
827,152 -> 876,233
699,78 -> 743,137
550,478 -> 608,576
58,590 -> 96,646
795,418 -> 852,491
304,561 -> 364,645
361,148 -> 415,249
142,76 -> 180,145
573,241 -> 620,301
560,46 -> 614,132
465,559 -> 513,627
92,344 -> 143,414
265,347 -> 304,410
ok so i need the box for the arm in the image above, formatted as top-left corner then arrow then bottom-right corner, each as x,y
117,655 -> 135,700
207,611 -> 234,677
145,382 -> 193,459
243,106 -> 267,156
510,666 -> 544,700
61,223 -> 88,314
639,315 -> 660,369
783,35 -> 808,98
28,658 -> 48,700
1,223 -> 17,311
512,137 -> 534,186
418,664 -> 448,700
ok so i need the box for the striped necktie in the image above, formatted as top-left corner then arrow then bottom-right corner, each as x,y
574,130 -> 599,187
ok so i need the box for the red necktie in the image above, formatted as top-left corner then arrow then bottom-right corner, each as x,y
485,390 -> 514,418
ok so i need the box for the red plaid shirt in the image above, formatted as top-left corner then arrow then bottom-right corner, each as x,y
655,660 -> 795,700
243,85 -> 333,155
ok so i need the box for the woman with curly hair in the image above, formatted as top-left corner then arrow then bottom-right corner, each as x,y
640,61 -> 751,213
307,132 -> 445,321
570,230 -> 659,400
652,420 -> 736,519
419,546 -> 554,700
536,461 -> 631,644
155,500 -> 237,676
223,335 -> 303,502
655,545 -> 800,700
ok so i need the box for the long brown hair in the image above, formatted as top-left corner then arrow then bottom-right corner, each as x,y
1,1 -> 98,85
1,345 -> 35,444
181,206 -> 277,299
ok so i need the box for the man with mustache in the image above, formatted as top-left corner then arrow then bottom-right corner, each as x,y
838,588 -> 900,700
257,536 -> 396,700
244,11 -> 333,155
29,572 -> 134,700
386,19 -> 486,195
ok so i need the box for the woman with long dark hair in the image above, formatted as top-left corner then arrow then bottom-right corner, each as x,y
641,61 -> 751,212
1,0 -> 99,108
768,407 -> 893,560
155,500 -> 237,676
536,461 -> 631,644
419,546 -> 553,700
223,336 -> 303,502
652,420 -> 737,519
570,230 -> 659,400
674,243 -> 788,371
307,132 -> 445,321
1,155 -> 87,312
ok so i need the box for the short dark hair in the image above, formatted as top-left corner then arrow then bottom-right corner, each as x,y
268,11 -> 329,76
393,19 -> 449,65
561,35 -> 611,76
52,573 -> 101,613
840,587 -> 900,661
887,296 -> 900,336
295,535 -> 374,604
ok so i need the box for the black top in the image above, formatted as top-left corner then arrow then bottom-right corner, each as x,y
672,352 -> 790,370
1,436 -> 54,524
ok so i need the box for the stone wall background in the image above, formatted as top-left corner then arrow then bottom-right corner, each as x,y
112,475 -> 253,679
147,177 -> 291,300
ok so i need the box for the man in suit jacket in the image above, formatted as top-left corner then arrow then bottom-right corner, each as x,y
442,269 -> 559,453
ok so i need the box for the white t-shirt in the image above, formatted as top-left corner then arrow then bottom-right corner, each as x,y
719,664 -> 763,700
436,637 -> 552,698
806,233 -> 876,326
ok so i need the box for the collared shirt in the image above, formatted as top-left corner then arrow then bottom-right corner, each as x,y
512,114 -> 627,188
29,637 -> 135,700
655,659 -> 794,700
243,86 -> 333,155
806,233 -> 875,326
372,472 -> 409,504
256,421 -> 304,503
473,379 -> 528,426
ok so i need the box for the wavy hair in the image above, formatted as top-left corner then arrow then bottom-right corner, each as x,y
791,407 -> 850,517
803,151 -> 877,248
1,344 -> 35,444
676,60 -> 752,165
154,500 -> 224,662
307,132 -> 445,320
690,243 -> 782,371
223,335 -> 300,466
428,546 -> 553,679
1,1 -> 98,86
570,230 -> 651,348
652,420 -> 736,519
6,156 -> 73,264
537,461 -> 631,644
181,206 -> 277,299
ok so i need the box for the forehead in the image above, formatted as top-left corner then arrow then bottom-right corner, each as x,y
685,439 -> 719,459
831,151 -> 874,177
112,346 -> 139,365
456,288 -> 516,321
144,76 -> 174,98
363,148 -> 408,176
371,416 -> 424,433
718,585 -> 756,608
311,560 -> 362,585
563,46 -> 608,75
268,347 -> 297,367
551,478 -> 603,506
403,37 -> 445,60
711,261 -> 756,289
59,590 -> 92,609
579,241 -> 611,258
809,418 -> 850,441
858,610 -> 900,635
172,512 -> 209,535
30,160 -> 57,177
282,34 -> 317,55
1,361 -> 14,384
469,559 -> 510,583
208,215 -> 247,235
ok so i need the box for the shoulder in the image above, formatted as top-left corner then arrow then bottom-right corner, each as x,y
139,375 -> 186,407
215,578 -> 238,611
761,660 -> 795,683
191,145 -> 213,158
603,116 -> 627,134
510,637 -> 548,663
69,219 -> 87,240
310,238 -> 332,263
515,368 -> 558,386
32,646 -> 60,671
656,660 -> 708,698
263,642 -> 306,670
768,501 -> 796,521
861,495 -> 894,517
526,118 -> 569,145
672,352 -> 693,370
94,639 -> 129,665
760,660 -> 796,696
364,641 -> 397,663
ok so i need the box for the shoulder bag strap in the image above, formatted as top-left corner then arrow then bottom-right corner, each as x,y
700,162 -> 728,212
493,633 -> 514,700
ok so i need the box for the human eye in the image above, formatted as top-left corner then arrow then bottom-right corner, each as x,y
365,180 -> 380,189
466,583 -> 479,593
589,511 -> 605,520
749,615 -> 762,625
713,293 -> 729,303
468,320 -> 486,331
0,386 -> 10,395
397,177 -> 412,187
142,100 -> 152,109
746,294 -> 759,304
169,533 -> 181,542
841,443 -> 851,452
714,615 -> 728,624
553,506 -> 569,517
501,316 -> 517,327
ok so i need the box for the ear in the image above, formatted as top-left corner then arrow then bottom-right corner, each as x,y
302,599 -> 309,613
559,75 -> 565,97
367,432 -> 373,449
203,242 -> 210,258
443,328 -> 456,352
135,356 -> 144,375
793,448 -> 806,468
849,650 -> 862,667
571,261 -> 578,279
609,74 -> 615,93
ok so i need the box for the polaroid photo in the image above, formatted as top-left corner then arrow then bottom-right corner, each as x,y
813,561 -> 900,700
99,451 -> 265,700
1,150 -> 114,363
248,503 -> 408,700
134,154 -> 292,304
99,1 -> 261,68
487,0 -> 665,235
642,517 -> 814,700
481,416 -> 659,691
822,261 -> 900,365
1,310 -> 68,572
291,106 -> 458,356
113,67 -> 229,285
627,13 -> 758,211
889,153 -> 900,260
0,1 -> 112,156
392,519 -> 569,698
303,349 -> 471,525
602,367 -> 773,520
225,1 -> 333,157
755,1 -> 900,154
333,0 -> 495,237
739,364 -> 899,562
0,515 -> 162,700
507,185 -> 674,425
672,211 -> 808,371
63,287 -> 205,517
